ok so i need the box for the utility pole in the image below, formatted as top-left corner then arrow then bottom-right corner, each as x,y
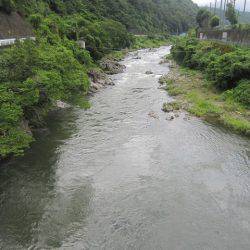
214,0 -> 218,15
223,0 -> 227,26
220,0 -> 224,26
244,0 -> 247,12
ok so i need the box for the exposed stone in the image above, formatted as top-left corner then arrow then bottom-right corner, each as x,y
148,111 -> 159,119
55,100 -> 71,109
145,71 -> 153,75
100,59 -> 125,74
159,75 -> 168,84
88,69 -> 115,93
166,114 -> 175,121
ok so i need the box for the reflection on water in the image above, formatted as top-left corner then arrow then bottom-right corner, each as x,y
0,110 -> 93,249
0,47 -> 249,250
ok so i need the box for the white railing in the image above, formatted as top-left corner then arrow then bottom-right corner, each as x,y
0,37 -> 36,47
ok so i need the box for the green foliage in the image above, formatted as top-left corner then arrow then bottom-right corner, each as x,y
29,14 -> 43,29
210,15 -> 220,28
12,0 -> 198,34
0,37 -> 90,158
132,36 -> 168,49
187,92 -> 222,117
225,3 -> 238,25
196,9 -> 211,28
221,114 -> 250,135
223,80 -> 250,108
171,36 -> 250,135
207,50 -> 250,89
232,80 -> 250,107
171,37 -> 250,91
82,0 -> 198,33
0,0 -> 15,14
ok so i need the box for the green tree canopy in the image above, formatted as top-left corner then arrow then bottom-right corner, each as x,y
0,0 -> 15,14
210,15 -> 220,28
225,3 -> 238,25
196,9 -> 211,28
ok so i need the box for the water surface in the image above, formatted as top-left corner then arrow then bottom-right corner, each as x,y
0,47 -> 249,250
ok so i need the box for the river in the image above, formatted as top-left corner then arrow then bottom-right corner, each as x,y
0,46 -> 250,250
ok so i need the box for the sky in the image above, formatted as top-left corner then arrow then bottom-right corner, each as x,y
192,0 -> 250,12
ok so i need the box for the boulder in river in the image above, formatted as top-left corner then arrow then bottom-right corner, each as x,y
148,111 -> 159,119
145,71 -> 153,75
100,58 -> 125,74
88,69 -> 115,93
166,114 -> 175,121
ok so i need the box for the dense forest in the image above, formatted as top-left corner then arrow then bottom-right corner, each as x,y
1,0 -> 198,33
0,0 -> 198,159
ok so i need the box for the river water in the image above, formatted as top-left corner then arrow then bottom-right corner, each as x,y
0,47 -> 250,250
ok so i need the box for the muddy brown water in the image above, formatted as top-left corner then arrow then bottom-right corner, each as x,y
0,47 -> 250,250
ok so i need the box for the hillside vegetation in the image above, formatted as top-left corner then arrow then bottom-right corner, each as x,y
1,0 -> 198,33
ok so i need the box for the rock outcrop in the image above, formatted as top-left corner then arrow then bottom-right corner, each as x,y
88,69 -> 115,93
99,58 -> 125,75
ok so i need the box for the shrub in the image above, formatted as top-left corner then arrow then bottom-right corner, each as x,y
0,38 -> 90,158
171,37 -> 250,91
232,80 -> 250,107
207,50 -> 250,89
210,15 -> 220,28
0,0 -> 15,14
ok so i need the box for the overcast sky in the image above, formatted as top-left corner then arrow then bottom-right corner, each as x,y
192,0 -> 250,11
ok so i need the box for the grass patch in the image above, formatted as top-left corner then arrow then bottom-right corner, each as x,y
187,92 -> 222,117
162,63 -> 250,136
221,115 -> 250,136
162,101 -> 181,112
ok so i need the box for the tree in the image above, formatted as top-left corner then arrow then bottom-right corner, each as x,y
196,9 -> 211,28
225,3 -> 238,25
210,15 -> 220,28
0,0 -> 15,14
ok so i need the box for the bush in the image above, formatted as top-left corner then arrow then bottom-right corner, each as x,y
0,0 -> 15,14
210,15 -> 220,28
232,80 -> 250,107
207,50 -> 250,89
171,37 -> 250,91
0,39 -> 90,158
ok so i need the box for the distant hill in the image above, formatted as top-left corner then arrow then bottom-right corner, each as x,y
82,0 -> 199,33
7,0 -> 199,34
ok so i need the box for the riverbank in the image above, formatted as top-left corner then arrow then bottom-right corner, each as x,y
160,61 -> 250,136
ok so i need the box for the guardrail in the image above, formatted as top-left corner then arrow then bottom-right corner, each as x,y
0,37 -> 36,47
